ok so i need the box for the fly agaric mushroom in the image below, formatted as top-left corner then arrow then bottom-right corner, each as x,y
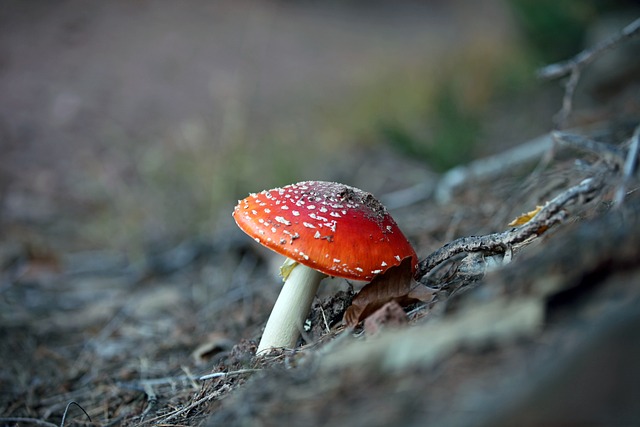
232,180 -> 417,353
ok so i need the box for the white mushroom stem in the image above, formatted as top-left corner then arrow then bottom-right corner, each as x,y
257,261 -> 325,354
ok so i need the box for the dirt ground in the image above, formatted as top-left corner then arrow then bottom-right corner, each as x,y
1,2 -> 640,427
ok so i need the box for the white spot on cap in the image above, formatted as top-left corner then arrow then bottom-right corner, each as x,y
271,227 -> 277,233
329,212 -> 341,218
303,222 -> 316,229
275,216 -> 291,226
307,205 -> 316,210
372,269 -> 382,274
264,208 -> 271,213
381,261 -> 387,267
292,210 -> 300,216
333,258 -> 340,263
314,231 -> 321,239
394,255 -> 401,262
310,213 -> 327,222
283,230 -> 300,243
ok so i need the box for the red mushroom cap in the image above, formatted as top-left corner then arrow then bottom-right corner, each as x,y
232,181 -> 417,281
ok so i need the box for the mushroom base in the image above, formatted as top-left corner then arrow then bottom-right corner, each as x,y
257,262 -> 325,354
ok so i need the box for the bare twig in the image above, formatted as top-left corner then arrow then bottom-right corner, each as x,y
537,17 -> 640,80
198,368 -> 261,381
59,401 -> 91,427
537,17 -> 640,129
131,369 -> 258,425
614,124 -> 640,207
140,383 -> 158,423
117,368 -> 260,389
417,176 -> 603,280
554,67 -> 581,128
150,391 -> 218,424
320,305 -> 331,333
181,365 -> 201,389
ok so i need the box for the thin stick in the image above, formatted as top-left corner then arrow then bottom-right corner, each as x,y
554,66 -> 581,128
537,17 -> 640,129
116,368 -> 260,389
181,365 -> 200,389
59,401 -> 91,427
140,383 -> 158,423
198,368 -> 260,381
153,391 -> 217,424
320,305 -> 331,333
136,369 -> 259,425
538,17 -> 640,80
614,125 -> 640,207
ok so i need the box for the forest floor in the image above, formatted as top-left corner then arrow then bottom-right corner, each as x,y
1,2 -> 640,427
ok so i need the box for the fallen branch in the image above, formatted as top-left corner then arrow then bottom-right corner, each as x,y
416,176 -> 604,280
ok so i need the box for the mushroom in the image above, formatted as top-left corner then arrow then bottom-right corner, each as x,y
232,180 -> 417,354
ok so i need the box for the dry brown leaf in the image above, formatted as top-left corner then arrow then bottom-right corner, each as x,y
192,333 -> 234,365
343,257 -> 435,328
363,300 -> 408,336
508,205 -> 543,226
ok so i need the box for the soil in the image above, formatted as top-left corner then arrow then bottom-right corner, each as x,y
1,2 -> 640,427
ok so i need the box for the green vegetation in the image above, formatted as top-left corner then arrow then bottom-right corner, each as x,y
342,43 -> 538,172
507,0 -> 609,62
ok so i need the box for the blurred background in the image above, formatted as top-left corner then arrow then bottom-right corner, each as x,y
2,1 -> 640,424
2,0 -> 630,257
